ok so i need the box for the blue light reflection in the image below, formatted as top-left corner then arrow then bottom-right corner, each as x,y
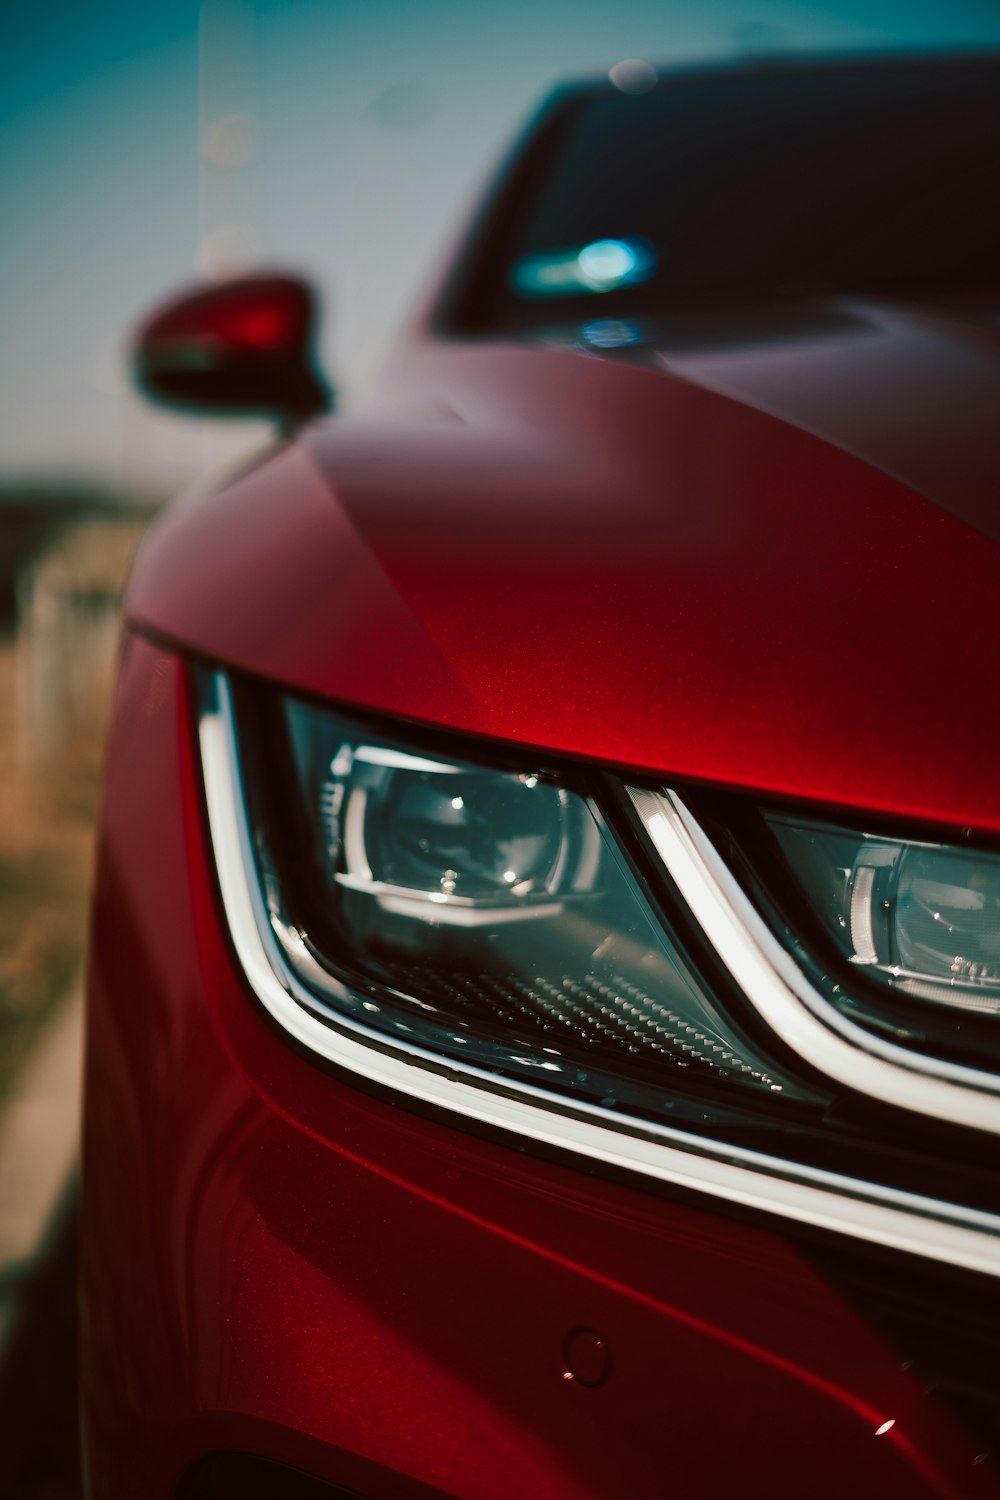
512,237 -> 656,298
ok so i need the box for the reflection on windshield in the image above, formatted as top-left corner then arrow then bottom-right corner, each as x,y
512,237 -> 657,298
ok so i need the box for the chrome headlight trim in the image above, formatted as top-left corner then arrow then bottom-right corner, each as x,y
199,671 -> 1000,1277
630,788 -> 1000,1137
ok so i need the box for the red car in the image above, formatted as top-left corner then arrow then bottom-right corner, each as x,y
82,54 -> 1000,1498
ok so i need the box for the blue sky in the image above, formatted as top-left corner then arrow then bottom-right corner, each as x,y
3,0 -> 999,490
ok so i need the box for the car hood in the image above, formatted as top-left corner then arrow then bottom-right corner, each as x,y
127,310 -> 1000,833
643,293 -> 1000,547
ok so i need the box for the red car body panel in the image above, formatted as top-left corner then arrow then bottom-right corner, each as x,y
81,637 -> 996,1497
128,330 -> 1000,835
660,298 -> 1000,546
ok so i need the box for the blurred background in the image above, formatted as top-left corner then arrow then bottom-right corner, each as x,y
2,0 -> 1000,1492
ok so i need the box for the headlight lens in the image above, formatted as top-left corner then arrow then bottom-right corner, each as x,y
767,815 -> 1000,1015
317,737 -> 598,920
239,690 -> 813,1113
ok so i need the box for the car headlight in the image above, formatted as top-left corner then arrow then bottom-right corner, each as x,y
198,670 -> 1000,1277
237,681 -> 809,1107
766,815 -> 1000,1018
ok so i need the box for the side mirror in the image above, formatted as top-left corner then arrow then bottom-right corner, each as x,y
132,272 -> 332,429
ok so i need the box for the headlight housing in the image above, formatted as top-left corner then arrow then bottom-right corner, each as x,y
242,685 -> 810,1110
198,669 -> 1000,1277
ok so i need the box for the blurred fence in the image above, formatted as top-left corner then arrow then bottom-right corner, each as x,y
14,520 -> 147,771
0,504 -> 155,1102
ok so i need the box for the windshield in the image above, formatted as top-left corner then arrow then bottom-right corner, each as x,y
456,59 -> 1000,331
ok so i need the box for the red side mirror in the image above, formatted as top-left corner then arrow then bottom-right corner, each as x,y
132,273 -> 332,428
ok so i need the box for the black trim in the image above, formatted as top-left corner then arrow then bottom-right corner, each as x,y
175,1453 -> 362,1499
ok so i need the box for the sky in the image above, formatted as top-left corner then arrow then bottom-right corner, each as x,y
2,0 -> 1000,493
